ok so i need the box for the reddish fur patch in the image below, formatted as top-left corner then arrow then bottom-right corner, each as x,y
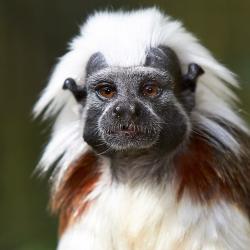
51,151 -> 100,235
175,135 -> 233,203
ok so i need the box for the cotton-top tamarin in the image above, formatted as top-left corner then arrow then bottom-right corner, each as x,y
34,8 -> 250,250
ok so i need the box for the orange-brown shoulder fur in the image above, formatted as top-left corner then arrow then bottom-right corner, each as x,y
50,151 -> 100,235
175,131 -> 250,217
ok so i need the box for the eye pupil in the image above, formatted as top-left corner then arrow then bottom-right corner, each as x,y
104,88 -> 111,94
146,87 -> 153,93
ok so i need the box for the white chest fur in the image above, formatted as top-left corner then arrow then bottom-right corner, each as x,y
58,184 -> 250,250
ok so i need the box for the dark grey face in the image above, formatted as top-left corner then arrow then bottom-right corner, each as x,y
63,46 -> 204,155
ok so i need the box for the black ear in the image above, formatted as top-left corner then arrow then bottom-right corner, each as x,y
145,46 -> 181,77
182,63 -> 204,92
86,52 -> 108,76
63,78 -> 87,103
177,64 -> 204,113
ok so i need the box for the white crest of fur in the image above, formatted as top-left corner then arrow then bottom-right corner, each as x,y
33,7 -> 249,185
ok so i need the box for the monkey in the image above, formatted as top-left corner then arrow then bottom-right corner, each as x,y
34,8 -> 250,250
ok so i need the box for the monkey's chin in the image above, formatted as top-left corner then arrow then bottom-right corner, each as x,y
102,131 -> 159,151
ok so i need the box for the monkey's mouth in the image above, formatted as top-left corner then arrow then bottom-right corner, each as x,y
107,124 -> 144,137
101,123 -> 160,150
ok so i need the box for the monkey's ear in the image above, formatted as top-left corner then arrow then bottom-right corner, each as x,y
63,78 -> 87,103
182,63 -> 204,92
86,52 -> 108,76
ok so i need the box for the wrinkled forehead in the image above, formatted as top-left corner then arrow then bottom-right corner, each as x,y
86,66 -> 172,87
86,46 -> 182,81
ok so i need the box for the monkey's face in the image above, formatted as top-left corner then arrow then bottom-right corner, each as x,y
84,68 -> 187,153
78,47 -> 203,154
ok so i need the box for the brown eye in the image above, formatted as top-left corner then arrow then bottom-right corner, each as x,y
142,82 -> 160,97
96,83 -> 116,99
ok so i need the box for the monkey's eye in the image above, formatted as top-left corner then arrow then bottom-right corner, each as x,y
142,82 -> 161,97
96,83 -> 116,99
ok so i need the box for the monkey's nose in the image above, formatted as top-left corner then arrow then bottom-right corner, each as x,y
113,103 -> 140,119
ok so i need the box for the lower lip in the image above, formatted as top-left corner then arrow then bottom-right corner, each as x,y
113,130 -> 140,137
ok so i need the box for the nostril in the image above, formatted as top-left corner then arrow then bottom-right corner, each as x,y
122,125 -> 127,130
113,105 -> 122,117
115,106 -> 121,113
113,103 -> 140,119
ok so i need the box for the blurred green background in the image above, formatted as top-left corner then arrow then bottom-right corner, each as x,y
0,0 -> 249,249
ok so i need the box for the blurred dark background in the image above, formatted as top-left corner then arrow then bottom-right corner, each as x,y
0,0 -> 249,249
